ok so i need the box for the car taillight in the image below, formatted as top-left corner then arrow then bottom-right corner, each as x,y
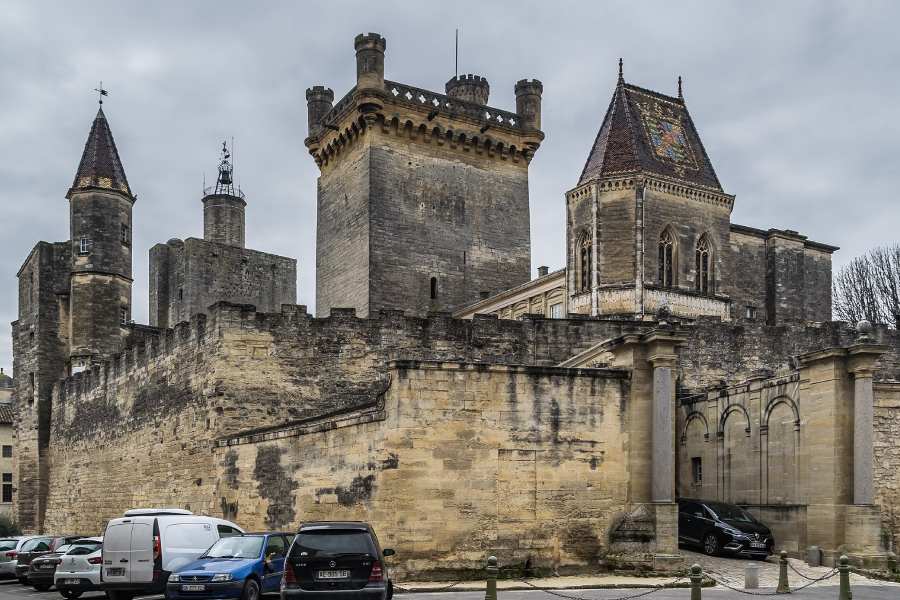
369,561 -> 383,583
5,551 -> 15,559
153,536 -> 161,561
88,557 -> 102,565
281,564 -> 297,589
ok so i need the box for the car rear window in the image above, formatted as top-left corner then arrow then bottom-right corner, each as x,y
290,530 -> 373,557
67,543 -> 102,556
0,541 -> 16,551
22,538 -> 51,552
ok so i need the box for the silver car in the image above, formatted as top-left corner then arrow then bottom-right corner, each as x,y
0,536 -> 28,579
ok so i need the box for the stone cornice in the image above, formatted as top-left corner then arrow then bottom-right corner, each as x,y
567,174 -> 734,212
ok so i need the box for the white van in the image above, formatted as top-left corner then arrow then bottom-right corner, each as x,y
101,508 -> 243,600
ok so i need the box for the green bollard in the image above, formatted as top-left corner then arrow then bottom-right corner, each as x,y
776,550 -> 790,594
484,555 -> 498,600
887,551 -> 898,574
690,563 -> 703,600
838,555 -> 852,600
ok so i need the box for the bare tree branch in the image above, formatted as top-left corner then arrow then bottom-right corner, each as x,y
833,243 -> 899,328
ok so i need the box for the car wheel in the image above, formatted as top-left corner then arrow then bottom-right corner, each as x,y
106,591 -> 135,600
18,577 -> 28,585
61,591 -> 83,599
241,579 -> 260,600
702,533 -> 719,556
34,584 -> 51,592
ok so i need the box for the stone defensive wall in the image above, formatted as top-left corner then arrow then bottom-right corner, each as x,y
43,302 -> 654,576
678,318 -> 899,390
40,301 -> 900,574
215,361 -> 634,578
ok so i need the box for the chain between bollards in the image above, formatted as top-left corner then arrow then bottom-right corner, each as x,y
485,555 -> 499,600
838,555 -> 852,600
690,563 -> 703,600
775,551 -> 790,594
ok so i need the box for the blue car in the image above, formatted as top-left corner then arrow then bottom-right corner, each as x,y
167,532 -> 294,600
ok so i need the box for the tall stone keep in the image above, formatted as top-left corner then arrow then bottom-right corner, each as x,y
67,107 -> 135,367
306,33 -> 544,317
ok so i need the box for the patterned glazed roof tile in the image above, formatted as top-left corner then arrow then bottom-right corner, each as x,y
68,107 -> 132,198
0,404 -> 14,425
579,81 -> 722,191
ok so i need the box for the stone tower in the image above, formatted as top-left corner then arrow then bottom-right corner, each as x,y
566,66 -> 835,323
202,142 -> 246,247
306,33 -> 544,317
67,107 -> 135,368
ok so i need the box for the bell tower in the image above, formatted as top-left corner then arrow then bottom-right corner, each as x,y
202,141 -> 246,247
67,107 -> 135,368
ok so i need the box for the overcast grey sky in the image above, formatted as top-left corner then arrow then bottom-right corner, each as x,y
1,0 -> 898,374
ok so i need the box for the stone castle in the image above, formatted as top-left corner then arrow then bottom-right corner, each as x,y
11,33 -> 900,576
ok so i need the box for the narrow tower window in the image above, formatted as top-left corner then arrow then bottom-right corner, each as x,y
430,277 -> 438,300
121,224 -> 130,246
658,228 -> 676,288
120,306 -> 129,325
78,237 -> 91,255
577,233 -> 592,292
695,234 -> 712,294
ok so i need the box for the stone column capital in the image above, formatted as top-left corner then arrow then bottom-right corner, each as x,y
847,343 -> 888,377
648,353 -> 678,369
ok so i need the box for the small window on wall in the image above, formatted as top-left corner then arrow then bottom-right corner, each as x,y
746,305 -> 757,321
577,233 -> 592,292
121,224 -> 130,246
549,303 -> 563,319
695,234 -> 712,294
691,457 -> 702,485
2,473 -> 11,503
1,446 -> 10,458
120,306 -> 129,325
430,277 -> 438,300
78,237 -> 91,255
658,228 -> 676,288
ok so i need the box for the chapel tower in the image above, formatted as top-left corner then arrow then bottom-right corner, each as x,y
67,107 -> 135,367
567,64 -> 835,323
306,33 -> 544,317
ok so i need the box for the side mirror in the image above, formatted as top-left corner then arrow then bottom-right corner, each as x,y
382,549 -> 395,557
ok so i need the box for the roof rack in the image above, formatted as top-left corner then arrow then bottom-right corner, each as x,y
124,508 -> 194,517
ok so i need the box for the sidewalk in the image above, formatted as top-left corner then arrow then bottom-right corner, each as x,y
395,575 -> 691,593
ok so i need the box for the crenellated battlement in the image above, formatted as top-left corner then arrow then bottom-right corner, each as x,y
306,32 -> 544,171
51,301 -> 649,408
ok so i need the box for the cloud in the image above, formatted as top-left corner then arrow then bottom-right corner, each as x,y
1,0 -> 899,373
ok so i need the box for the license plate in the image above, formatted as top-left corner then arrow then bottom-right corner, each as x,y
106,568 -> 125,577
750,542 -> 766,549
181,585 -> 206,591
318,570 -> 350,579
40,564 -> 54,570
64,579 -> 80,585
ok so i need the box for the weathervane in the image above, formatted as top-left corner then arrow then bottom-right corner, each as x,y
93,81 -> 108,105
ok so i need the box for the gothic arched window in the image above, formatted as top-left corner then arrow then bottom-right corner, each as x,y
695,234 -> 712,294
577,233 -> 592,292
658,227 -> 676,288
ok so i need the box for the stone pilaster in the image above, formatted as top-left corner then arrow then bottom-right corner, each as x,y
649,352 -> 676,502
847,345 -> 883,506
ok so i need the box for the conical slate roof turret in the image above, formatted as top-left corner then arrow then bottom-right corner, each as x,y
578,66 -> 722,191
68,107 -> 133,199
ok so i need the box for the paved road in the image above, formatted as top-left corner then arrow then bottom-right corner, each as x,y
0,577 -> 897,600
